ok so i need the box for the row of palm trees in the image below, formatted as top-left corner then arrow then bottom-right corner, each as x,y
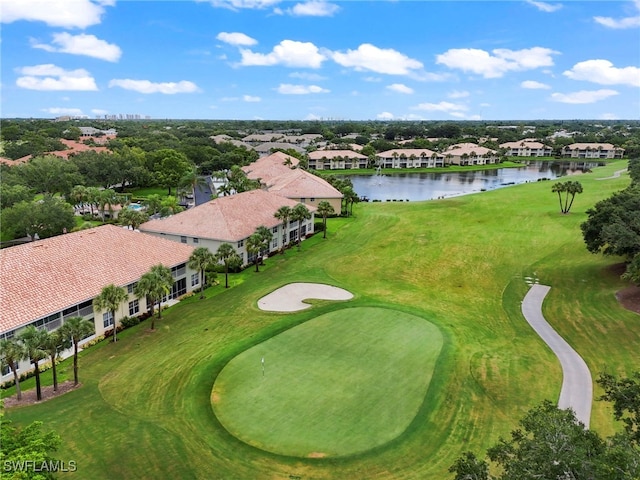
0,317 -> 94,402
0,201 -> 333,402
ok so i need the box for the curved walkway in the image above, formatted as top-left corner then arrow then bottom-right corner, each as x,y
521,284 -> 592,427
596,168 -> 627,180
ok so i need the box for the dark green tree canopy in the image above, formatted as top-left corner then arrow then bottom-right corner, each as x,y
1,196 -> 75,240
581,184 -> 640,259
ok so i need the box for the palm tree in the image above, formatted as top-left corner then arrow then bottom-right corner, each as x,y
93,284 -> 128,342
178,169 -> 208,200
255,225 -> 273,260
274,205 -> 292,253
342,187 -> 359,217
85,186 -> 101,216
134,265 -> 173,329
188,247 -> 215,299
316,201 -> 335,239
551,182 -> 566,213
565,180 -> 583,214
216,243 -> 241,288
119,208 -> 149,230
144,194 -> 163,216
97,189 -> 118,222
246,233 -> 264,272
19,326 -> 49,401
291,203 -> 311,250
59,316 -> 94,386
0,338 -> 26,400
160,196 -> 184,216
69,185 -> 88,211
43,330 -> 68,392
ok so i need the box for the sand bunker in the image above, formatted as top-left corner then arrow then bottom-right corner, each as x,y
257,283 -> 353,312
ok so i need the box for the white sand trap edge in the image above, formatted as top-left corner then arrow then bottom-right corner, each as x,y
257,283 -> 354,312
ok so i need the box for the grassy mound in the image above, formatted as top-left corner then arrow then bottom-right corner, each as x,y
212,307 -> 443,457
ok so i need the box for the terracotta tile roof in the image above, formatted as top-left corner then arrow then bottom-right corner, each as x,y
139,190 -> 306,242
500,141 -> 549,149
564,142 -> 620,150
444,143 -> 496,156
308,150 -> 367,160
377,148 -> 438,158
0,225 -> 194,334
241,152 -> 342,199
49,139 -> 111,159
264,169 -> 343,199
0,157 -> 24,167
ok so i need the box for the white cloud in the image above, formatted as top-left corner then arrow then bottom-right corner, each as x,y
205,0 -> 281,11
31,33 -> 122,62
239,40 -> 326,68
386,83 -> 414,94
526,1 -> 563,13
593,0 -> 640,29
289,72 -> 326,81
332,43 -> 423,75
92,108 -> 109,115
243,94 -> 261,102
550,89 -> 619,104
16,64 -> 98,91
1,0 -> 112,28
108,79 -> 200,94
216,32 -> 258,46
521,80 -> 552,89
411,101 -> 468,112
305,113 -> 322,120
42,107 -> 84,116
376,112 -> 395,120
563,59 -> 640,87
287,1 -> 339,16
276,83 -> 329,94
436,47 -> 558,78
447,90 -> 469,98
600,113 -> 619,120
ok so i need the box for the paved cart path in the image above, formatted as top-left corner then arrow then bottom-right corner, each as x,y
596,168 -> 627,180
521,284 -> 592,427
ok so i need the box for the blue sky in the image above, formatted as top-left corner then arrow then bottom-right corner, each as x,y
1,0 -> 639,121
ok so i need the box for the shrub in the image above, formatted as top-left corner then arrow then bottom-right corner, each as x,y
120,316 -> 140,328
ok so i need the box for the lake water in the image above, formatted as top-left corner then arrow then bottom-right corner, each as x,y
346,162 -> 600,202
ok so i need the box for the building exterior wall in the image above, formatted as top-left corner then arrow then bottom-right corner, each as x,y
142,218 -> 314,267
1,262 -> 196,382
376,154 -> 444,169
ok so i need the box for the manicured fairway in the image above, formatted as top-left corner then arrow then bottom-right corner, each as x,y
5,161 -> 638,479
212,307 -> 443,457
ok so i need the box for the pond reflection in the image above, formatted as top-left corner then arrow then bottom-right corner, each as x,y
345,161 -> 601,202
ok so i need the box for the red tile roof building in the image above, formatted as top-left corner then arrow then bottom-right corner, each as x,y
139,189 -> 314,265
243,152 -> 343,213
0,225 -> 196,361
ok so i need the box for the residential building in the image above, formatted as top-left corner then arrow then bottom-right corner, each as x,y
139,190 -> 314,265
562,143 -> 624,159
254,142 -> 306,156
500,140 -> 553,157
0,225 -> 196,380
376,149 -> 444,168
243,152 -> 343,213
308,150 -> 369,170
443,143 -> 498,166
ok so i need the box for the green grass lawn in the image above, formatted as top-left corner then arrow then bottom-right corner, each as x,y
5,160 -> 639,479
212,307 -> 443,458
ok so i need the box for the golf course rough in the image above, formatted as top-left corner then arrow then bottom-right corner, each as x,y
211,306 -> 443,458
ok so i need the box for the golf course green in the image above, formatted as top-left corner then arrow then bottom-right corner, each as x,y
3,160 -> 638,479
212,307 -> 443,457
